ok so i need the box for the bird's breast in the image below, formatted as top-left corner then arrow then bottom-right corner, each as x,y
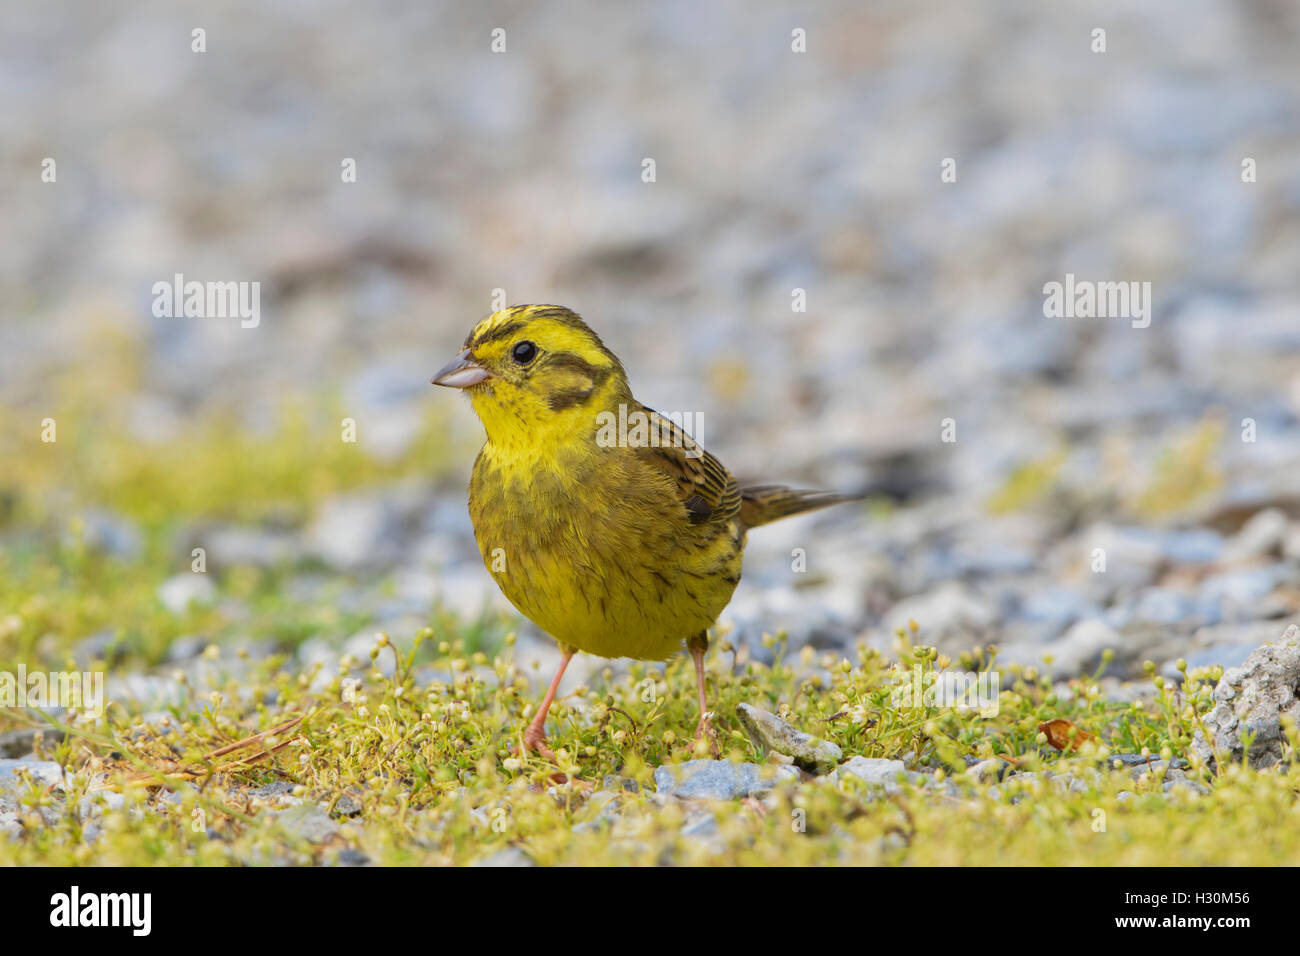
467,443 -> 743,659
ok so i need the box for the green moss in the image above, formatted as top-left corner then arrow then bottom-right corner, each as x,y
2,399 -> 456,531
987,448 -> 1066,514
1135,416 -> 1225,518
2,620 -> 1290,866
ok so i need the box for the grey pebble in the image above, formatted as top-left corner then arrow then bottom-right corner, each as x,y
0,730 -> 41,759
470,847 -> 535,867
736,703 -> 842,775
274,804 -> 340,844
1192,624 -> 1300,769
831,757 -> 923,794
654,760 -> 798,800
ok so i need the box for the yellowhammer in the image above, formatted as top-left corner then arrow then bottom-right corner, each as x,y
432,304 -> 858,758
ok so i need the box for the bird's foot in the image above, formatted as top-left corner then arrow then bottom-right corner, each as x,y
522,721 -> 555,760
693,712 -> 721,758
513,724 -> 592,788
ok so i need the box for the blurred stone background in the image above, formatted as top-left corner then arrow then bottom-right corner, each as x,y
2,0 -> 1300,693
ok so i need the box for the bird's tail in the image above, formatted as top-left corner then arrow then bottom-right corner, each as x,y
738,484 -> 862,530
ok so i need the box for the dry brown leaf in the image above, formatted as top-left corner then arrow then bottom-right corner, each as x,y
1038,718 -> 1094,752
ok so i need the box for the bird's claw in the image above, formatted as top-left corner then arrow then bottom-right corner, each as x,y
693,713 -> 721,758
522,722 -> 555,760
514,724 -> 592,789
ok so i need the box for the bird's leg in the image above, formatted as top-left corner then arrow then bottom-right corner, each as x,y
523,647 -> 574,759
688,633 -> 719,757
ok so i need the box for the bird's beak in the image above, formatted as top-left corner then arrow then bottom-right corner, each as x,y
431,349 -> 492,389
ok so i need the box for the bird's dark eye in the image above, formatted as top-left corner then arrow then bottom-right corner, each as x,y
511,340 -> 538,364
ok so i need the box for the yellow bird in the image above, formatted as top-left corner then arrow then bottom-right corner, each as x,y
432,305 -> 858,757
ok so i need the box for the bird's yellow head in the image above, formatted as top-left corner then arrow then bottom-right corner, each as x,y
432,305 -> 631,449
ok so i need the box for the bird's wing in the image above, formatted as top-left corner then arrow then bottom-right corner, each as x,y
633,405 -> 741,528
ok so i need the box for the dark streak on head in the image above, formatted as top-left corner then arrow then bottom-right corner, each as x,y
490,306 -> 625,370
543,352 -> 613,410
546,352 -> 607,378
525,306 -> 573,320
468,319 -> 527,349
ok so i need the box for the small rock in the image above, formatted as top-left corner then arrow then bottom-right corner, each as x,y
1122,759 -> 1189,781
471,846 -> 534,867
104,673 -> 188,709
573,792 -> 624,833
1046,618 -> 1122,679
653,760 -> 798,800
965,758 -> 1011,784
1049,773 -> 1091,794
884,583 -> 996,642
0,729 -> 40,758
736,703 -> 842,775
247,782 -> 296,800
306,493 -> 407,571
274,804 -> 340,844
601,775 -> 640,794
70,510 -> 142,561
1282,525 -> 1300,562
1191,624 -> 1300,769
831,757 -> 922,794
1083,524 -> 1223,584
158,574 -> 217,614
165,634 -> 209,662
204,524 -> 300,568
0,757 -> 65,790
78,790 -> 126,820
677,808 -> 726,855
1107,752 -> 1157,767
1163,778 -> 1211,796
1200,566 -> 1287,623
680,810 -> 719,840
1132,588 -> 1199,627
73,629 -> 121,667
1015,586 -> 1097,630
1222,508 -> 1289,563
0,757 -> 66,812
333,794 -> 363,817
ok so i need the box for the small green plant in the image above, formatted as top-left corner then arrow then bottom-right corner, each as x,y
2,616 -> 1293,866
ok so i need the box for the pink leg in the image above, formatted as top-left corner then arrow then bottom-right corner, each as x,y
688,634 -> 718,755
523,648 -> 574,758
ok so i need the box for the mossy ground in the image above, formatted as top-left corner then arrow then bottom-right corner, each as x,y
0,357 -> 1294,866
4,611 -> 1297,866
